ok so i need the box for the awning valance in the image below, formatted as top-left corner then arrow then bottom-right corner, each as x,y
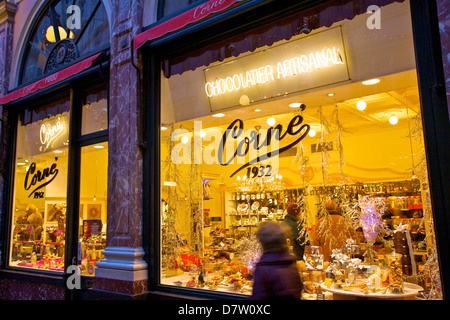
0,52 -> 102,105
133,0 -> 253,50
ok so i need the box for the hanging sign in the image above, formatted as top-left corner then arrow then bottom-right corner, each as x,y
39,115 -> 69,152
204,27 -> 349,111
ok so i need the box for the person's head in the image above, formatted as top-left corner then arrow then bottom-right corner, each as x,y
256,221 -> 290,254
325,199 -> 339,213
286,203 -> 300,217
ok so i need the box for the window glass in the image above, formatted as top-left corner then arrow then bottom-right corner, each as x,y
159,0 -> 441,298
81,85 -> 108,135
20,0 -> 109,85
158,0 -> 205,19
10,98 -> 70,272
77,142 -> 108,276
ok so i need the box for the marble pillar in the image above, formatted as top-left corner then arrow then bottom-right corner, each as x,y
92,0 -> 148,296
0,0 -> 16,269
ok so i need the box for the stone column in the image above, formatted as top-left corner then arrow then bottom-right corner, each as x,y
92,0 -> 148,297
0,0 -> 17,268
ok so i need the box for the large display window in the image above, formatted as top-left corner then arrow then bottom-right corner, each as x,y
8,84 -> 108,275
158,0 -> 442,299
10,97 -> 70,271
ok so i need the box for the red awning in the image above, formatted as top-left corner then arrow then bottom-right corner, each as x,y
0,52 -> 102,105
133,0 -> 252,50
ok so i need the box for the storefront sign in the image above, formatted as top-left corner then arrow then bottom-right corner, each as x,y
24,161 -> 59,198
204,27 -> 349,111
39,116 -> 68,151
219,112 -> 310,177
170,107 -> 310,178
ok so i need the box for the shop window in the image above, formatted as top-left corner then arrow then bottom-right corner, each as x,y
76,85 -> 109,276
8,83 -> 109,274
77,142 -> 108,276
158,0 -> 441,299
81,85 -> 108,135
10,97 -> 70,271
20,0 -> 109,85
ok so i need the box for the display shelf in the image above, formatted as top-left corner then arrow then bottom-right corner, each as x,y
320,282 -> 423,300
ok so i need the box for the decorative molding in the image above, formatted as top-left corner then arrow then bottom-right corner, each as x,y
0,1 -> 17,27
44,39 -> 79,73
94,246 -> 148,281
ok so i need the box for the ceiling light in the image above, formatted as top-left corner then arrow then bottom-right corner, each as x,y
389,116 -> 398,125
356,100 -> 367,111
161,126 -> 168,131
254,108 -> 262,112
267,117 -> 276,126
362,78 -> 380,85
289,102 -> 303,108
53,150 -> 63,154
17,162 -> 26,166
328,93 -> 335,97
239,95 -> 250,106
212,113 -> 225,118
181,136 -> 189,144
200,130 -> 206,138
94,145 -> 104,149
308,129 -> 317,137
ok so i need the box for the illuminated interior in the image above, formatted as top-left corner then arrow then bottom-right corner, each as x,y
9,88 -> 108,275
159,1 -> 436,297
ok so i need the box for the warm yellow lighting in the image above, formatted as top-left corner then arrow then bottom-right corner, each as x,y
267,117 -> 276,126
161,126 -> 168,131
308,129 -> 317,137
356,100 -> 367,111
239,95 -> 250,105
254,108 -> 262,112
328,93 -> 335,97
212,113 -> 225,118
389,116 -> 398,125
237,176 -> 241,181
362,78 -> 380,85
181,136 -> 189,144
289,102 -> 303,108
200,130 -> 206,138
45,26 -> 68,43
53,150 -> 63,154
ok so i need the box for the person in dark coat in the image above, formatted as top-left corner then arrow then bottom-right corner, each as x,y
283,203 -> 305,260
251,221 -> 303,300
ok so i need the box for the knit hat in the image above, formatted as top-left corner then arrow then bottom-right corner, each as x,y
287,203 -> 300,216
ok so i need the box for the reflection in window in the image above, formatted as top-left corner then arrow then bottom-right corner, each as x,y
10,98 -> 70,272
78,142 -> 108,276
158,0 -> 440,298
20,0 -> 109,85
81,85 -> 108,135
158,0 -> 205,19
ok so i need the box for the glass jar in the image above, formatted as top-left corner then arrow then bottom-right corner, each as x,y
304,246 -> 324,270
387,251 -> 404,293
